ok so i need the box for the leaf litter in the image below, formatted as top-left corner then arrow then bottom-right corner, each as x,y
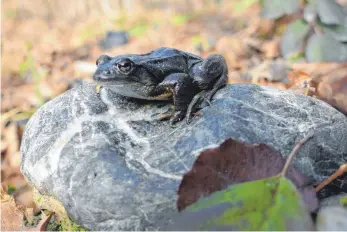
2,0 -> 347,230
171,132 -> 317,230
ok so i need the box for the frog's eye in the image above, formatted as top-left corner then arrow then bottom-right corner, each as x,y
116,58 -> 133,73
96,55 -> 111,66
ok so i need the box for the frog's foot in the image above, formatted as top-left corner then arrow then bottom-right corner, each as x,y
170,110 -> 186,126
159,73 -> 200,125
153,112 -> 173,121
185,90 -> 206,124
151,106 -> 174,121
203,91 -> 214,106
203,74 -> 227,105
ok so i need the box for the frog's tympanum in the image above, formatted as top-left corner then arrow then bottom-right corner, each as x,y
93,47 -> 228,124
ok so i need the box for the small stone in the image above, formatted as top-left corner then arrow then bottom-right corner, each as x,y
99,31 -> 129,50
316,206 -> 347,230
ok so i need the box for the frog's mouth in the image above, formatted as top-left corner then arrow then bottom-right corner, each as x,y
98,81 -> 164,100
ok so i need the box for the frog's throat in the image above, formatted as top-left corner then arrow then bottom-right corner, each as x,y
101,84 -> 171,100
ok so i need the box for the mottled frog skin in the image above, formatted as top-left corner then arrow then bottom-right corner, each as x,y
93,47 -> 228,124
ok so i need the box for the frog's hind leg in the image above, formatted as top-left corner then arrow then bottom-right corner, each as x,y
185,90 -> 207,124
193,54 -> 228,105
159,73 -> 199,125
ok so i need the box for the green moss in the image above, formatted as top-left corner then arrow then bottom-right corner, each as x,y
340,196 -> 347,208
7,184 -> 16,195
233,0 -> 258,13
171,14 -> 190,26
18,42 -> 46,106
58,217 -> 87,231
129,23 -> 149,37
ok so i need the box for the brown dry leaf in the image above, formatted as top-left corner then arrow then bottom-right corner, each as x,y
24,212 -> 53,231
1,84 -> 40,112
1,139 -> 9,153
15,186 -> 35,209
291,63 -> 344,77
287,70 -> 313,94
313,73 -> 347,115
289,63 -> 347,114
255,18 -> 275,38
261,39 -> 280,59
1,187 -> 25,231
215,36 -> 248,69
24,208 -> 35,225
3,123 -> 20,168
249,59 -> 290,84
177,138 -> 315,211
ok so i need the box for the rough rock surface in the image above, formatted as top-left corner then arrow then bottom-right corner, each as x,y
20,84 -> 347,230
319,193 -> 347,207
316,206 -> 347,230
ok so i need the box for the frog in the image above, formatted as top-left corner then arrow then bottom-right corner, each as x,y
93,47 -> 228,125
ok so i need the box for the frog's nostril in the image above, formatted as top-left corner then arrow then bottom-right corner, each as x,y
103,70 -> 111,75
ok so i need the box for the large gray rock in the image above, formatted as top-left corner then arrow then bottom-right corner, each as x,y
316,206 -> 347,230
20,84 -> 347,231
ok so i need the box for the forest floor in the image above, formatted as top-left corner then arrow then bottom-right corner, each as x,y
1,0 -> 347,230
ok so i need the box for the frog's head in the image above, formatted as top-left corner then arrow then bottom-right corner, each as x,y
93,55 -> 136,84
92,54 -> 159,99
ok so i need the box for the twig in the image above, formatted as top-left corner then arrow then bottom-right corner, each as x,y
280,131 -> 315,177
315,163 -> 347,192
1,108 -> 20,122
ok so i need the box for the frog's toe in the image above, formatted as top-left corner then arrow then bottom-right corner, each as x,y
185,112 -> 193,124
170,110 -> 186,125
151,112 -> 172,121
202,93 -> 213,105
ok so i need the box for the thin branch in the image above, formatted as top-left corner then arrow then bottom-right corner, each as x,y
280,131 -> 315,177
315,163 -> 347,192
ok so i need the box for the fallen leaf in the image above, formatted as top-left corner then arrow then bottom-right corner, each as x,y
24,208 -> 34,225
289,63 -> 347,112
291,62 -> 344,76
177,138 -> 315,211
3,123 -> 20,168
261,39 -> 280,59
255,18 -> 275,38
170,176 -> 314,230
314,74 -> 347,115
248,59 -> 290,84
1,187 -> 25,231
215,36 -> 248,69
24,212 -> 53,231
287,70 -> 313,94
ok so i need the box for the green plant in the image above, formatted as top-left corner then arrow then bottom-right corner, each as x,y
7,184 -> 16,195
261,0 -> 347,62
19,42 -> 47,105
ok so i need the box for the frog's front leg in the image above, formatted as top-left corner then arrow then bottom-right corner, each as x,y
158,73 -> 199,125
192,54 -> 228,105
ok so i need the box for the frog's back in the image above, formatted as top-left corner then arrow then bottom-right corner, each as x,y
147,47 -> 201,60
129,47 -> 202,78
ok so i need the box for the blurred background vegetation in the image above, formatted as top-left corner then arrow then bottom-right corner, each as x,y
1,0 -> 347,230
2,0 -> 264,112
